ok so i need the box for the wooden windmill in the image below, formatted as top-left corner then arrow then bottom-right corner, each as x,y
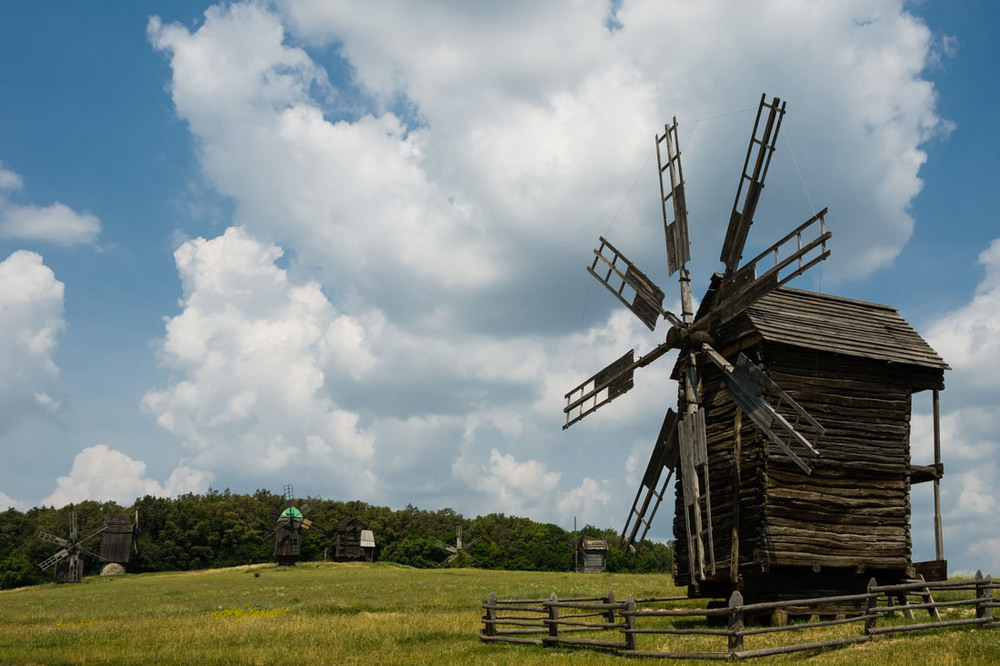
37,511 -> 107,583
563,94 -> 949,603
268,484 -> 323,566
434,526 -> 481,568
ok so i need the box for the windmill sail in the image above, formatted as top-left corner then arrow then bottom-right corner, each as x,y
720,94 -> 786,276
622,409 -> 679,554
657,118 -> 691,275
702,345 -> 824,474
588,237 -> 675,330
710,208 -> 831,323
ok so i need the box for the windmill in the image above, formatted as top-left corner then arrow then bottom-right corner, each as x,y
267,484 -> 323,566
564,94 -> 949,604
434,526 -> 481,568
37,511 -> 108,583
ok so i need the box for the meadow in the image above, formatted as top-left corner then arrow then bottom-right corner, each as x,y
1,562 -> 998,664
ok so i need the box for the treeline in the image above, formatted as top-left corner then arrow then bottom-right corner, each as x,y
0,489 -> 672,589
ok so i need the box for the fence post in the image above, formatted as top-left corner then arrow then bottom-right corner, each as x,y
483,592 -> 497,637
865,577 -> 878,636
728,589 -> 744,656
606,588 -> 616,625
975,570 -> 990,622
547,592 -> 560,641
624,594 -> 638,652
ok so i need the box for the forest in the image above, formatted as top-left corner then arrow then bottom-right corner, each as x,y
0,489 -> 673,589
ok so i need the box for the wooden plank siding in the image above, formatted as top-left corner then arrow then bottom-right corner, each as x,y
673,286 -> 946,596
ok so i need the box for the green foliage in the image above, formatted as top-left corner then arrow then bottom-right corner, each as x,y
0,492 -> 672,587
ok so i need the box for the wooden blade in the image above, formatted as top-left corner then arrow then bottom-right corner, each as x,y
701,345 -> 823,474
438,553 -> 458,568
704,208 -> 831,327
78,545 -> 106,563
587,237 -> 678,330
563,342 -> 675,429
39,548 -> 71,570
37,531 -> 70,548
79,526 -> 108,546
719,94 -> 786,275
621,409 -> 679,555
656,119 -> 691,275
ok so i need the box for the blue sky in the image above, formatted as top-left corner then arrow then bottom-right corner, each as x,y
1,1 -> 998,576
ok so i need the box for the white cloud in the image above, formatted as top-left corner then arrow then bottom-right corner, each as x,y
926,239 -> 1000,403
911,238 -> 1000,574
0,250 -> 65,434
142,226 -> 376,494
557,477 -> 613,526
41,445 -> 211,508
0,162 -> 100,246
0,491 -> 28,512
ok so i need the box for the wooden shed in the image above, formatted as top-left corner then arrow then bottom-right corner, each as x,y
672,285 -> 949,601
575,538 -> 608,574
336,517 -> 364,560
360,530 -> 376,562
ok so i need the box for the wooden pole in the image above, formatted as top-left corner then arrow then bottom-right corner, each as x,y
933,389 -> 944,561
728,590 -> 744,655
730,408 -> 742,584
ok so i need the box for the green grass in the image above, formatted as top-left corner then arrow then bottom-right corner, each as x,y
0,563 -> 998,664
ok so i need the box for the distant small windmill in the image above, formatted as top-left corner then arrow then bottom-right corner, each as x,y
37,511 -> 107,583
434,526 -> 481,568
267,484 -> 323,566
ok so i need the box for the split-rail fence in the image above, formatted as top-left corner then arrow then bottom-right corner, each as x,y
480,572 -> 999,659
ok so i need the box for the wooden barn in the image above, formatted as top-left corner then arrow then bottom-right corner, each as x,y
336,517 -> 365,560
575,538 -> 608,574
99,514 -> 134,564
671,284 -> 949,601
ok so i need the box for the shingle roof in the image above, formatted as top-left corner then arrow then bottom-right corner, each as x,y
741,287 -> 949,370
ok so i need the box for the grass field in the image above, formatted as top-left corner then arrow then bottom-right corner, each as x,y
1,562 -> 998,664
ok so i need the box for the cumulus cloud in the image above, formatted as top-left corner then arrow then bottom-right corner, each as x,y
915,238 -> 1000,571
0,491 -> 28,512
0,162 -> 100,246
0,250 -> 65,434
926,239 -> 1000,402
142,226 -> 376,494
41,445 -> 211,508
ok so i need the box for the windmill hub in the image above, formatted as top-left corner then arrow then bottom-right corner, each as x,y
666,326 -> 714,352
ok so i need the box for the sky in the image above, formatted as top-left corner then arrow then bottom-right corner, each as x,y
1,1 -> 998,575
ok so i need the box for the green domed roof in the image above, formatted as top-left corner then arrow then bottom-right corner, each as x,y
281,507 -> 303,519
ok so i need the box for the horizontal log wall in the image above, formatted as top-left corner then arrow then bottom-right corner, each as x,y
673,340 -> 934,587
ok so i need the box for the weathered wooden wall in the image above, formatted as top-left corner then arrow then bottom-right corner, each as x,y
673,342 -> 919,591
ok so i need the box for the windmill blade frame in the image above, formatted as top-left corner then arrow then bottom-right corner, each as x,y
563,341 -> 676,429
657,117 -> 691,276
701,344 -> 823,474
719,94 -> 786,276
708,208 -> 831,324
587,236 -> 679,330
621,409 -> 679,555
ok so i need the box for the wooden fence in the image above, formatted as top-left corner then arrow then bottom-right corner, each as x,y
480,572 -> 999,660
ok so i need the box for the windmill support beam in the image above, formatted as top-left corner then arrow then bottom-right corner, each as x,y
933,389 -> 944,562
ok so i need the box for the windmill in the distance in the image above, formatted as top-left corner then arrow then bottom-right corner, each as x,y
434,526 -> 481,568
565,94 -> 949,606
37,511 -> 107,583
268,484 -> 323,566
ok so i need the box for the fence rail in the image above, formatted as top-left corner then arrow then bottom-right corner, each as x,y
481,572 -> 999,660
